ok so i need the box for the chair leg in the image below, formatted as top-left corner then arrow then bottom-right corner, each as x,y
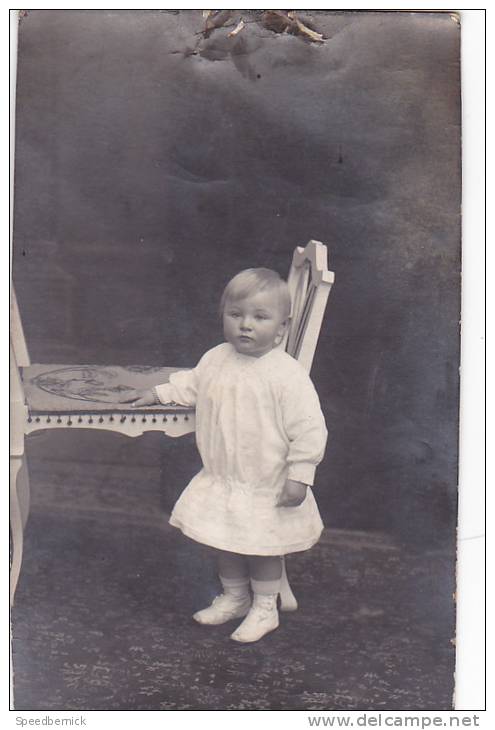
10,455 -> 30,605
279,556 -> 298,612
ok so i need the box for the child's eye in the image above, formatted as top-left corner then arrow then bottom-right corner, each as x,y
255,314 -> 268,320
229,312 -> 240,318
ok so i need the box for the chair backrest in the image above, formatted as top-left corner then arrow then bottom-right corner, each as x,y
11,244 -> 334,378
281,240 -> 335,372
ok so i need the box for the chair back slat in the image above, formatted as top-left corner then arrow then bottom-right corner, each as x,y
285,259 -> 310,354
283,240 -> 334,372
291,282 -> 317,360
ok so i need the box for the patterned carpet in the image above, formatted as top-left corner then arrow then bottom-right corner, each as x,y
11,509 -> 455,711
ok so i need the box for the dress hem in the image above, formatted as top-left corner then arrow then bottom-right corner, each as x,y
169,516 -> 323,556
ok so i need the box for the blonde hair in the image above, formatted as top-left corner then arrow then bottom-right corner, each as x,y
220,268 -> 291,320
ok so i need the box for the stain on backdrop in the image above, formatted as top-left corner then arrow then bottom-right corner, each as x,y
12,10 -> 461,544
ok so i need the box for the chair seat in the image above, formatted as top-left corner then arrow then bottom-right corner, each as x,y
21,363 -> 193,414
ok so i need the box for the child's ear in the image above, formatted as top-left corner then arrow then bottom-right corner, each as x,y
275,318 -> 289,344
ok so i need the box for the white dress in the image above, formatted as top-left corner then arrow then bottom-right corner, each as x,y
155,343 -> 328,556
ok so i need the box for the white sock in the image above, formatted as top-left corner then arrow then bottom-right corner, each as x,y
220,575 -> 250,599
250,577 -> 281,597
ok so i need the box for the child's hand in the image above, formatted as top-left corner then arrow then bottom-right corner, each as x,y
276,479 -> 308,508
117,388 -> 158,407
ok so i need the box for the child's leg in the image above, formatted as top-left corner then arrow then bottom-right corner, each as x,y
218,550 -> 249,579
230,555 -> 281,643
193,550 -> 251,626
247,555 -> 282,581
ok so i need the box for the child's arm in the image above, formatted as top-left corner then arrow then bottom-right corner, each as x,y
277,367 -> 328,508
117,371 -> 199,408
116,346 -> 222,407
152,368 -> 199,407
117,387 -> 163,407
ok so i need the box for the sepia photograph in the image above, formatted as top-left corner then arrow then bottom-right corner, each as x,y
10,9 -> 462,711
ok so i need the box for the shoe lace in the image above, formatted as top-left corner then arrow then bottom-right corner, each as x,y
254,594 -> 276,617
212,593 -> 244,607
212,594 -> 227,605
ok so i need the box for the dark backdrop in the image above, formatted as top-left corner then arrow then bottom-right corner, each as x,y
12,10 -> 461,545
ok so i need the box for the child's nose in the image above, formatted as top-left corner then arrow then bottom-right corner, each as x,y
240,317 -> 253,330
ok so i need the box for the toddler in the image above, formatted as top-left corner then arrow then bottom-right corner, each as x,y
123,268 -> 327,642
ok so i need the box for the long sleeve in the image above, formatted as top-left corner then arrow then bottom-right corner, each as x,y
154,368 -> 199,407
153,344 -> 225,407
280,368 -> 328,486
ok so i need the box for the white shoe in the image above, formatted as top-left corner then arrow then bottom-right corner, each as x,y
230,593 -> 279,643
193,593 -> 251,625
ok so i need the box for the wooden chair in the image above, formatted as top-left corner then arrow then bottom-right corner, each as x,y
10,239 -> 335,607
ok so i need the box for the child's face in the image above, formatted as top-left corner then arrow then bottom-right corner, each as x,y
223,289 -> 288,358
